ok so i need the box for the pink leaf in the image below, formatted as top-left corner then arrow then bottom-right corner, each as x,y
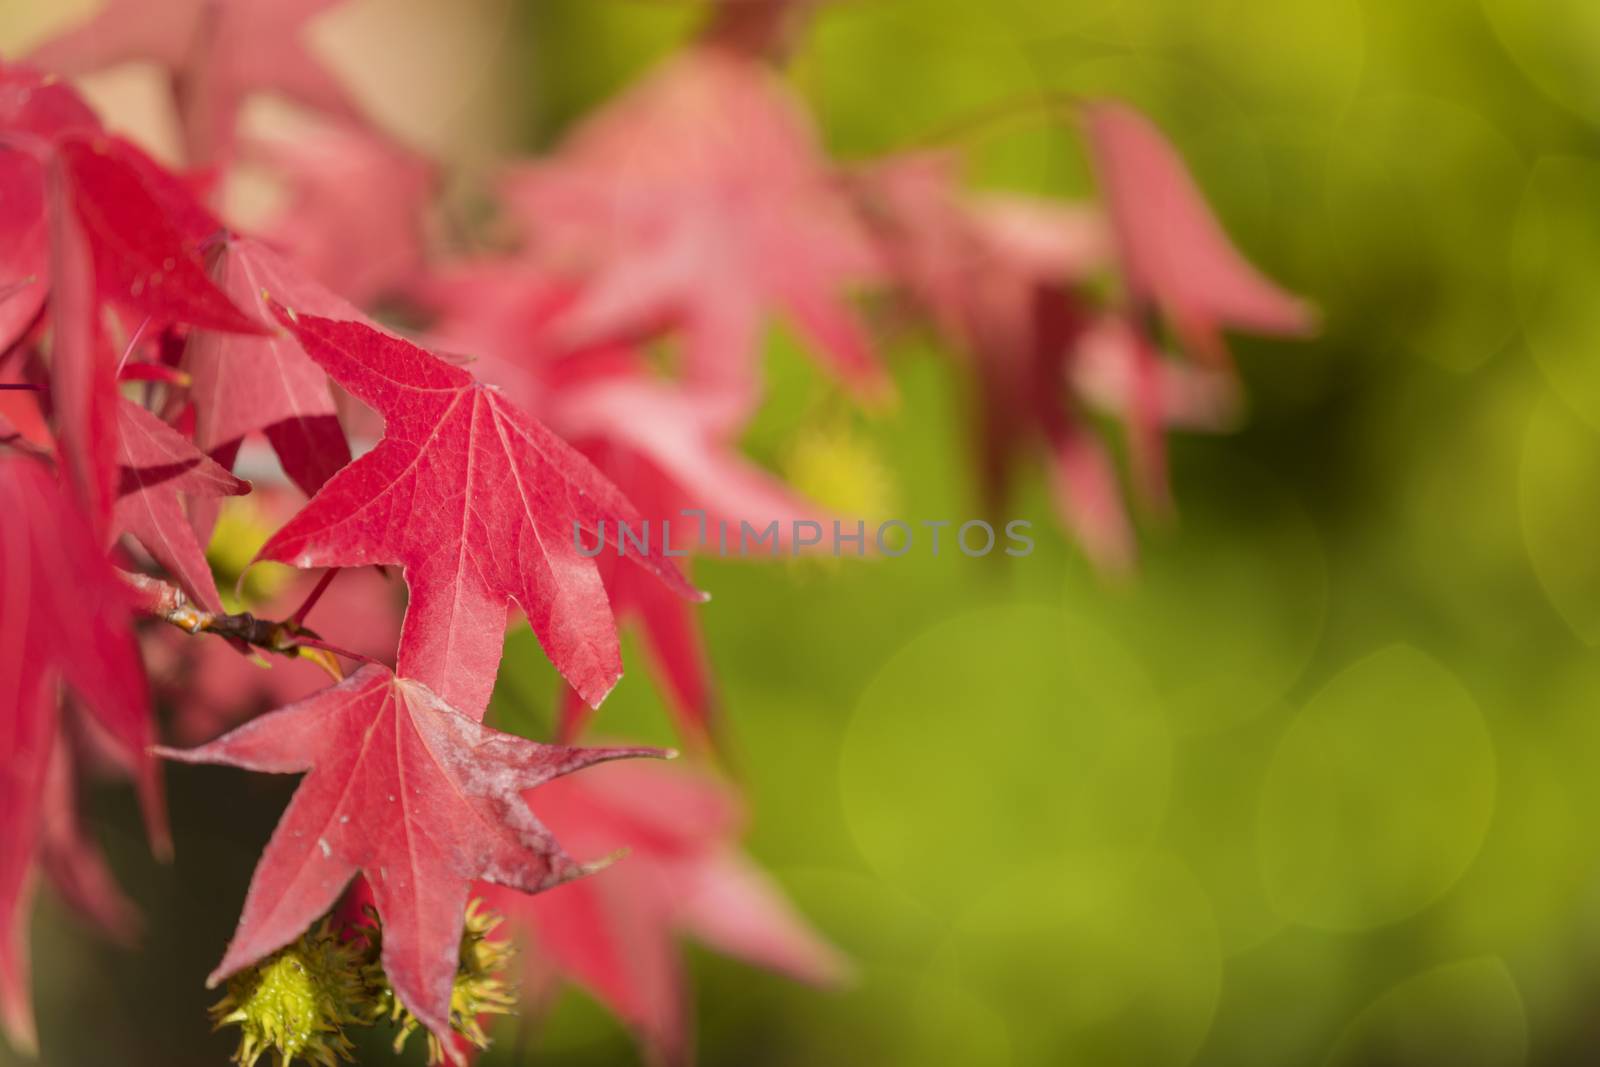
1082,100 -> 1314,364
113,399 -> 250,612
186,236 -> 354,495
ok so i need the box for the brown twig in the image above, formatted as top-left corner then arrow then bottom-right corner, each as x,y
121,571 -> 368,673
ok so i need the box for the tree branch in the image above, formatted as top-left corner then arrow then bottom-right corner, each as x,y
121,571 -> 354,669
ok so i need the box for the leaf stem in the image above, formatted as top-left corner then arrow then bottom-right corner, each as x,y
122,570 -> 364,671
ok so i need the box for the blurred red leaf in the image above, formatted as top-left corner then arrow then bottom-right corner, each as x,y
186,235 -> 355,496
254,125 -> 435,306
0,454 -> 163,1053
29,0 -> 367,164
484,759 -> 847,1067
551,376 -> 827,743
502,48 -> 887,412
1082,100 -> 1315,365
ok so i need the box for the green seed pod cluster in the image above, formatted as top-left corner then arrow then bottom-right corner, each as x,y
371,900 -> 517,1065
210,901 -> 514,1067
210,919 -> 370,1067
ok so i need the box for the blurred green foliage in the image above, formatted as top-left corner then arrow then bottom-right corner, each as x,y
506,2 -> 1600,1065
17,2 -> 1600,1066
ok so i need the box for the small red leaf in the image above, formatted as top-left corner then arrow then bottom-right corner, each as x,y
1082,101 -> 1314,363
186,236 -> 354,495
57,135 -> 263,335
113,399 -> 250,612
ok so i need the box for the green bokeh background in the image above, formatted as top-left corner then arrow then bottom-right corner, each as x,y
19,1 -> 1600,1065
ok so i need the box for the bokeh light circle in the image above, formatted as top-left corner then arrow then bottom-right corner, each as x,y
944,853 -> 1222,1067
840,604 -> 1172,911
1513,156 -> 1600,434
1322,956 -> 1527,1067
1258,644 -> 1497,931
1519,395 -> 1600,645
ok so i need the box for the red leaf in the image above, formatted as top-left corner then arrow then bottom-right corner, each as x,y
484,760 -> 846,1067
860,153 -> 1143,567
0,64 -> 100,142
502,48 -> 887,409
552,378 -> 827,742
254,126 -> 436,306
156,663 -> 668,1043
186,236 -> 354,495
1081,101 -> 1314,364
255,305 -> 703,719
56,134 -> 263,335
113,399 -> 250,612
28,0 -> 368,165
0,153 -> 47,354
46,157 -> 118,533
0,454 -> 163,1053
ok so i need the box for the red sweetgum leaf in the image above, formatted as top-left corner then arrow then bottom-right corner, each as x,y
46,156 -> 119,533
156,663 -> 669,1044
0,454 -> 164,1054
186,235 -> 354,496
0,148 -> 47,354
1081,100 -> 1314,365
552,378 -> 827,743
37,728 -> 140,947
28,0 -> 368,165
55,134 -> 264,335
255,304 -> 703,720
254,125 -> 436,306
113,399 -> 250,612
483,759 -> 846,1067
502,48 -> 887,411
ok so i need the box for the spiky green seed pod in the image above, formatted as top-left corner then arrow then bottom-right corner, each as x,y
210,919 -> 374,1067
366,900 -> 515,1065
782,418 -> 897,525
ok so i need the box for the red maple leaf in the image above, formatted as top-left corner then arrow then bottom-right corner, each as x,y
156,663 -> 668,1044
858,146 -> 1260,567
858,152 -> 1145,566
255,305 -> 702,720
28,0 -> 368,165
1081,100 -> 1315,367
186,235 -> 356,496
501,47 -> 886,412
0,454 -> 163,1054
42,134 -> 261,535
550,376 -> 826,743
482,759 -> 846,1066
252,125 -> 436,306
113,399 -> 250,612
2,68 -> 263,530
